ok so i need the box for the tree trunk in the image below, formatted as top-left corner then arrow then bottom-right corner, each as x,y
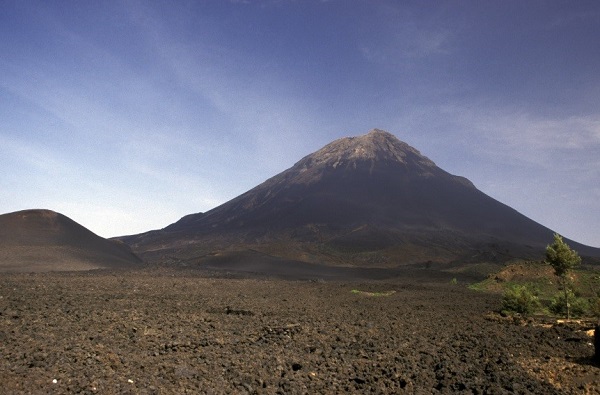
565,286 -> 570,320
563,277 -> 570,320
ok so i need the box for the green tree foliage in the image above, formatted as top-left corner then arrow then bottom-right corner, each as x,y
501,284 -> 540,316
589,297 -> 600,318
545,233 -> 581,319
549,290 -> 589,318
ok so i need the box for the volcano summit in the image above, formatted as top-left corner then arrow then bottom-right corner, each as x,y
121,129 -> 599,270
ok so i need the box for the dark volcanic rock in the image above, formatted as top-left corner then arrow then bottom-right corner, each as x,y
0,270 -> 598,394
0,209 -> 142,272
596,325 -> 600,363
120,129 -> 600,268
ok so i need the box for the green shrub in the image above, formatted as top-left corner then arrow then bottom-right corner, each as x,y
501,284 -> 540,316
549,290 -> 589,318
589,297 -> 600,318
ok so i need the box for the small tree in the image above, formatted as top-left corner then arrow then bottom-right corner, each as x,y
545,233 -> 581,319
549,290 -> 588,318
502,284 -> 540,316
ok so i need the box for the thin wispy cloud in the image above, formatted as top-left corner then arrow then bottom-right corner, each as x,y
359,22 -> 451,64
1,1 -> 599,245
126,3 -> 322,174
442,106 -> 600,166
0,135 -> 71,177
425,104 -> 600,245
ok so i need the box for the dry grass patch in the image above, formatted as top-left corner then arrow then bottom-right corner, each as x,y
350,289 -> 396,297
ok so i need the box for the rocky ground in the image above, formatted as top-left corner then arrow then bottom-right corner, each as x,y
0,268 -> 599,394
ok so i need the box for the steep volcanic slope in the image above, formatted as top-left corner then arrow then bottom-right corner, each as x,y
121,130 -> 600,267
0,209 -> 142,272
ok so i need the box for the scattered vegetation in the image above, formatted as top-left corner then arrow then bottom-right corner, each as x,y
501,284 -> 540,316
589,297 -> 600,318
469,235 -> 600,319
548,290 -> 589,318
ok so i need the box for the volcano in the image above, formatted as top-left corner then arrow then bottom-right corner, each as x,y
121,129 -> 600,269
0,209 -> 142,272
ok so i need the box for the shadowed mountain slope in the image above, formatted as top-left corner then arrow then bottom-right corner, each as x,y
0,209 -> 142,272
121,130 -> 600,268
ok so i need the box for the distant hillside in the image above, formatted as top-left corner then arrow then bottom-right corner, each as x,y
120,129 -> 600,269
0,209 -> 142,272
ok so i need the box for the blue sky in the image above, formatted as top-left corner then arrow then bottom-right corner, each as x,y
1,1 -> 599,247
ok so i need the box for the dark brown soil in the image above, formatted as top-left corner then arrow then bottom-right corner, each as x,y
1,269 -> 598,394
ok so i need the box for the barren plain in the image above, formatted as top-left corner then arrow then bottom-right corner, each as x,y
1,268 -> 598,394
